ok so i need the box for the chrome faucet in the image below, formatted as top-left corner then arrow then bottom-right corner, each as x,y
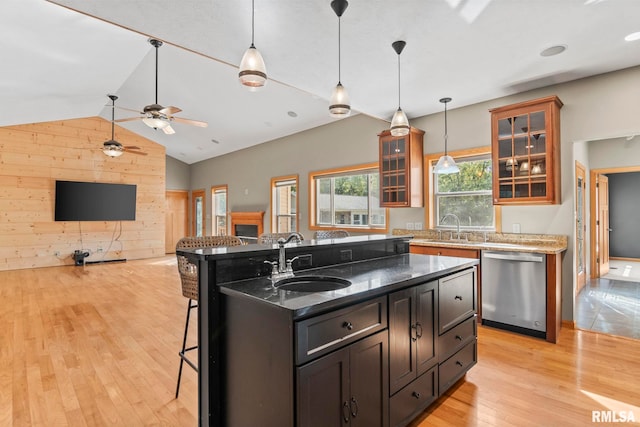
440,213 -> 461,240
265,233 -> 304,282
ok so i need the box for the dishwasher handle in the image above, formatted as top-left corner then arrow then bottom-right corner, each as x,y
483,252 -> 544,263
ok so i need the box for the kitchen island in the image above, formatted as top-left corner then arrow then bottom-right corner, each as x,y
178,234 -> 479,426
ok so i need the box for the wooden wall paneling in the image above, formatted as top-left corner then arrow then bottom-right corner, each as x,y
0,116 -> 166,271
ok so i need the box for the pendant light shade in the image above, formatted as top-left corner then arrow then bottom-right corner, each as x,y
390,40 -> 409,136
329,0 -> 350,118
434,97 -> 460,174
239,0 -> 267,90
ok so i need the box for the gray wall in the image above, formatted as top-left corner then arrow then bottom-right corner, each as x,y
166,155 -> 190,190
186,65 -> 640,322
607,172 -> 640,258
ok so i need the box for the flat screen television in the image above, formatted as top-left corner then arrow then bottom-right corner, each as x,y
55,180 -> 137,221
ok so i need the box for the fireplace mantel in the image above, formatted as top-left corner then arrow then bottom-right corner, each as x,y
230,211 -> 264,238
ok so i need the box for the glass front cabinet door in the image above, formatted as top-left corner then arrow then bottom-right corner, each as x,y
379,127 -> 424,207
490,95 -> 563,205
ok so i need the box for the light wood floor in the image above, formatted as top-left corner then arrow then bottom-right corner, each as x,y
2,256 -> 640,426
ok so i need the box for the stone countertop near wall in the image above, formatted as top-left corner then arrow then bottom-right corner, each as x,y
392,229 -> 568,255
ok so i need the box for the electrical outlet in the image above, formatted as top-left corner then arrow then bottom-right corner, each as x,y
406,222 -> 415,230
97,246 -> 103,253
512,223 -> 521,233
414,222 -> 423,230
340,249 -> 352,262
297,254 -> 313,267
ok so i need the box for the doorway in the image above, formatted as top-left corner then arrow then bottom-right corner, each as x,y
575,162 -> 586,295
165,190 -> 189,253
192,189 -> 206,237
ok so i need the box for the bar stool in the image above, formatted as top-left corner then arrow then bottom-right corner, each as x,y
313,230 -> 349,239
174,235 -> 243,398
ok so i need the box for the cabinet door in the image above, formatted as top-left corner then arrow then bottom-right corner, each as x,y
297,348 -> 350,427
379,128 -> 424,207
349,331 -> 389,427
388,287 -> 416,395
415,281 -> 438,376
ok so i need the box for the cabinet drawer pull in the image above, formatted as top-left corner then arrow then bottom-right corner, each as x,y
455,335 -> 463,341
454,295 -> 463,300
342,321 -> 353,330
412,391 -> 421,399
350,397 -> 359,417
456,360 -> 463,367
342,401 -> 350,422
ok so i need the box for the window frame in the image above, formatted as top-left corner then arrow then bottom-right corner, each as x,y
211,184 -> 228,236
309,162 -> 389,233
270,175 -> 299,233
425,147 -> 502,231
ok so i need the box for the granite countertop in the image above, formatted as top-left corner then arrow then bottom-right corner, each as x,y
219,253 -> 478,320
393,229 -> 567,255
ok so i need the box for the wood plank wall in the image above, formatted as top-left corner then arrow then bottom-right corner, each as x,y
0,116 -> 166,271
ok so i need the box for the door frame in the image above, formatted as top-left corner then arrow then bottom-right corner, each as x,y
575,162 -> 586,294
589,165 -> 640,278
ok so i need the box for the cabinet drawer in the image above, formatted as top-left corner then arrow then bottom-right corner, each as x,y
296,296 -> 387,365
389,366 -> 437,427
438,340 -> 477,395
439,268 -> 476,334
439,315 -> 477,362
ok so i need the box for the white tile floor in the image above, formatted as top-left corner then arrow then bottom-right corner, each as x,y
576,260 -> 640,340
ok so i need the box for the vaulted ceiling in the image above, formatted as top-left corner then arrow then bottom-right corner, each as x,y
4,0 -> 640,164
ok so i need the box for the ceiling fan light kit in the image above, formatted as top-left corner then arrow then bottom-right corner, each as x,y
329,0 -> 351,118
434,97 -> 460,174
103,95 -> 147,157
390,40 -> 410,137
239,0 -> 267,90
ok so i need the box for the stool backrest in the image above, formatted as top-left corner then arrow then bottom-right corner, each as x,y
258,232 -> 304,245
176,235 -> 243,300
313,230 -> 349,240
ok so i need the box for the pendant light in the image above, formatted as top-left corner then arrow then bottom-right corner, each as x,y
239,0 -> 267,90
390,40 -> 409,136
434,97 -> 460,174
329,0 -> 350,118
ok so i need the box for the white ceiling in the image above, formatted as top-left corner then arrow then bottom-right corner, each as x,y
4,0 -> 640,164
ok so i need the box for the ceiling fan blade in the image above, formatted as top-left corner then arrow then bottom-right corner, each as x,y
113,105 -> 144,114
163,125 -> 176,135
160,105 -> 182,115
115,117 -> 143,123
123,146 -> 141,150
171,116 -> 209,128
124,149 -> 148,156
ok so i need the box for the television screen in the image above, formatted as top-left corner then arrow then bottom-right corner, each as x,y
55,180 -> 137,221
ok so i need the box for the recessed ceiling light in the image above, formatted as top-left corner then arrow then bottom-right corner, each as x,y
288,111 -> 298,118
540,45 -> 567,57
625,32 -> 640,42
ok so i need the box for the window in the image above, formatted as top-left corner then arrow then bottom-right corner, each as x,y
309,163 -> 387,232
271,175 -> 298,233
427,148 -> 501,231
211,185 -> 228,236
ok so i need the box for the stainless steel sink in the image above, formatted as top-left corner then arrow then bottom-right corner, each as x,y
274,276 -> 352,292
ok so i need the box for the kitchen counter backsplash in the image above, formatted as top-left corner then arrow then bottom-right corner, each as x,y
392,228 -> 567,253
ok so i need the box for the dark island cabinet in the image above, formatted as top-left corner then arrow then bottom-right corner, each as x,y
297,330 -> 389,427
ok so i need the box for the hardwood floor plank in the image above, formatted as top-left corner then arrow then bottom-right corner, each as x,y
2,256 -> 640,426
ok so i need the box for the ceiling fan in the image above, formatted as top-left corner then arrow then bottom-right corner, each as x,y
103,94 -> 148,157
115,38 -> 208,134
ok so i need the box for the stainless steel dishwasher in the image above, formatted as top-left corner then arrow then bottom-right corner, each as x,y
481,250 -> 546,338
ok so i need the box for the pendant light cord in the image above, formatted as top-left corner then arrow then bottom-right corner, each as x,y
251,0 -> 256,47
337,16 -> 342,83
444,101 -> 448,155
397,53 -> 401,108
111,98 -> 115,140
154,44 -> 159,105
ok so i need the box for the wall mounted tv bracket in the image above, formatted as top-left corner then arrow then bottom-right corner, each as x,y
72,250 -> 90,266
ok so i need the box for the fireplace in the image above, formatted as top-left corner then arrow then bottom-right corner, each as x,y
230,211 -> 264,240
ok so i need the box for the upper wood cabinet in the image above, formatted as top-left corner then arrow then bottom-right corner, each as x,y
490,96 -> 563,205
379,127 -> 424,207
